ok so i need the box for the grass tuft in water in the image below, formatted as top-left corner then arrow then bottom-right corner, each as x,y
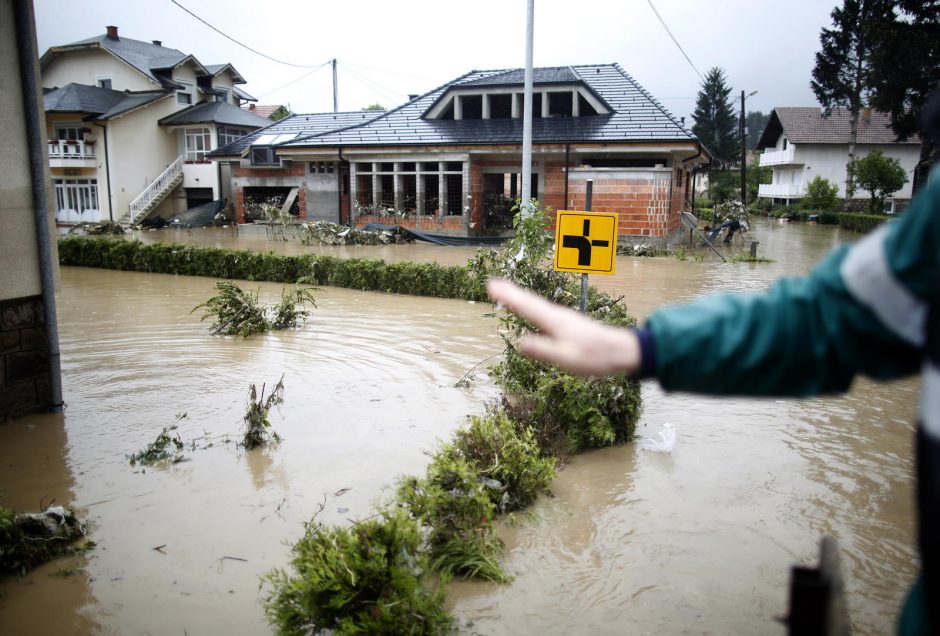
192,281 -> 317,337
243,376 -> 285,450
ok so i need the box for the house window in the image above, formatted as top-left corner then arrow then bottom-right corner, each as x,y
96,77 -> 112,90
218,126 -> 250,147
184,127 -> 211,162
309,161 -> 336,174
250,147 -> 279,166
177,81 -> 194,105
214,87 -> 230,103
445,174 -> 463,215
782,138 -> 788,150
55,123 -> 83,141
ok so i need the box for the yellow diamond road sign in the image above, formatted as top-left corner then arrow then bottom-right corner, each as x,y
553,210 -> 618,275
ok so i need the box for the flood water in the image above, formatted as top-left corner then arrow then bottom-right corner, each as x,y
0,219 -> 918,635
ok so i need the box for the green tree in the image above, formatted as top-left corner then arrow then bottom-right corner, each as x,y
745,111 -> 769,151
811,0 -> 894,195
868,1 -> 940,179
847,150 -> 908,213
692,67 -> 739,169
362,103 -> 385,111
804,176 -> 840,211
746,157 -> 772,202
269,105 -> 291,121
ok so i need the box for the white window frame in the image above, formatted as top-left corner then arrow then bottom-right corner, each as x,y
184,127 -> 211,162
96,76 -> 112,90
53,178 -> 99,214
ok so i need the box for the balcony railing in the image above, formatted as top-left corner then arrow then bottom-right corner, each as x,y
48,140 -> 96,159
758,183 -> 804,198
759,147 -> 798,167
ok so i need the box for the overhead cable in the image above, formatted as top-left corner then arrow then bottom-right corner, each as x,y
645,0 -> 704,82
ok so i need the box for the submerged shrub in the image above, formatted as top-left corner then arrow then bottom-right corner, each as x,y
243,376 -> 285,450
397,457 -> 509,583
264,508 -> 453,636
192,281 -> 317,337
443,412 -> 555,512
1,506 -> 90,576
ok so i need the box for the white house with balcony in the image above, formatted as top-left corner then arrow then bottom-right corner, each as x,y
40,26 -> 268,225
756,107 -> 921,209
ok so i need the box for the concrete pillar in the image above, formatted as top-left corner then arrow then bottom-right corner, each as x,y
393,162 -> 401,212
572,91 -> 579,117
371,163 -> 380,209
541,92 -> 549,118
439,162 -> 446,215
482,94 -> 490,119
454,95 -> 462,121
416,170 -> 425,214
512,93 -> 520,118
349,163 -> 357,206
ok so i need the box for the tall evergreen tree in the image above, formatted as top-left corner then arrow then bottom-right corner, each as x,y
745,111 -> 770,151
811,0 -> 894,196
869,0 -> 940,183
692,68 -> 739,169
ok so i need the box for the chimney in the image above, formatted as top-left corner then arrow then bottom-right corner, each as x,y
106,25 -> 119,40
152,40 -> 162,47
408,94 -> 419,101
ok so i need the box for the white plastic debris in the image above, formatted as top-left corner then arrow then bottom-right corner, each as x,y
638,422 -> 676,453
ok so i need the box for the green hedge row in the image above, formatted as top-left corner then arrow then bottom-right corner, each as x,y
838,212 -> 892,234
57,237 -> 487,301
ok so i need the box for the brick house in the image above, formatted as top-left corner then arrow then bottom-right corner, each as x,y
40,26 -> 269,225
211,64 -> 710,243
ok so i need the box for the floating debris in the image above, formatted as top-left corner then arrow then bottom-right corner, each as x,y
192,282 -> 318,337
127,416 -> 189,466
67,221 -> 126,235
298,220 -> 413,246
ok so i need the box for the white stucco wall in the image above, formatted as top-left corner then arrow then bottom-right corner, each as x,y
42,48 -> 156,91
790,143 -> 920,199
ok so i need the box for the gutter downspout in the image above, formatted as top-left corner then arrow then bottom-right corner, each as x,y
14,0 -> 63,412
92,121 -> 113,221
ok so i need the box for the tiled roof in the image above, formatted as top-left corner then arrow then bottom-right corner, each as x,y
233,86 -> 257,102
758,107 -> 921,148
208,111 -> 385,158
459,66 -> 580,87
277,64 -> 697,151
43,82 -> 170,119
158,101 -> 271,127
41,32 -> 246,89
43,83 -> 127,114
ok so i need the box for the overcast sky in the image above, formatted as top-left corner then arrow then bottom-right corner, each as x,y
34,0 -> 836,123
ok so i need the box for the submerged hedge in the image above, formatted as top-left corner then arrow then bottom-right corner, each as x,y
838,212 -> 891,234
57,237 -> 486,301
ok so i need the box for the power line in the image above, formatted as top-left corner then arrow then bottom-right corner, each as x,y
645,0 -> 704,82
256,60 -> 333,99
170,0 -> 324,69
342,60 -> 441,84
342,64 -> 406,106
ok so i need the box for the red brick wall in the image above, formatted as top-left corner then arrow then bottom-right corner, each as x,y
542,161 -> 566,211
235,187 -> 245,223
565,176 -> 676,238
233,166 -> 304,178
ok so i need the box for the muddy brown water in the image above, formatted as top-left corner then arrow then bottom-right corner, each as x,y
0,219 -> 918,634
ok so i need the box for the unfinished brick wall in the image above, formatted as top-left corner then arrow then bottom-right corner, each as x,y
1,296 -> 51,423
233,164 -> 307,223
565,174 -> 677,239
355,214 -> 465,232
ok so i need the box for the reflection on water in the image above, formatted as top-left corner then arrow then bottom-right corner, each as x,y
1,219 -> 917,635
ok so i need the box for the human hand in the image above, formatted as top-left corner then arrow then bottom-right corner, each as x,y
486,279 -> 641,377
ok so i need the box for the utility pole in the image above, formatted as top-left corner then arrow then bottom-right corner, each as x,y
521,0 -> 534,207
740,90 -> 746,205
332,58 -> 338,113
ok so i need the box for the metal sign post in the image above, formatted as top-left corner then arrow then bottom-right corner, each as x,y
581,180 -> 592,312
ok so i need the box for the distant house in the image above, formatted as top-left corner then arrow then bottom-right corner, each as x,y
210,64 -> 710,242
243,104 -> 291,120
40,25 -> 269,225
756,107 -> 921,210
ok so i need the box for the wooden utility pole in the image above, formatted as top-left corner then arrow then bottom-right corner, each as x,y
740,90 -> 747,205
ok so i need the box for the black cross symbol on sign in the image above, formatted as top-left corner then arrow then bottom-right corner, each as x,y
562,219 -> 609,266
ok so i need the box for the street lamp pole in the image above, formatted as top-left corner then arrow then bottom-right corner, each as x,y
740,90 -> 757,205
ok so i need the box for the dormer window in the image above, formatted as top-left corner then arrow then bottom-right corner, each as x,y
425,85 -> 608,121
177,81 -> 194,105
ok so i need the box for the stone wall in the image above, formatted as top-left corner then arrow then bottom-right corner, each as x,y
1,296 -> 51,423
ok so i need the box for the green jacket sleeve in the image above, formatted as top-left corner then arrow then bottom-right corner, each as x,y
645,176 -> 940,397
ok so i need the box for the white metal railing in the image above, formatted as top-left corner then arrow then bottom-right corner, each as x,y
758,183 -> 804,198
759,147 -> 797,167
48,139 -> 96,159
128,155 -> 184,223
